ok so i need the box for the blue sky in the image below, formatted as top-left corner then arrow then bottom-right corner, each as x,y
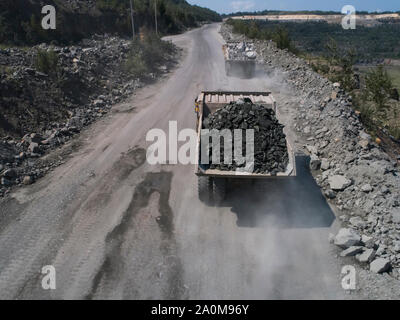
187,0 -> 400,14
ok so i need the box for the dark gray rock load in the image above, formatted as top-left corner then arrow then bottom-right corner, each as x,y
203,99 -> 289,175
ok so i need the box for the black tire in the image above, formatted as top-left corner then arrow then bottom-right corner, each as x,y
198,176 -> 212,204
212,178 -> 226,205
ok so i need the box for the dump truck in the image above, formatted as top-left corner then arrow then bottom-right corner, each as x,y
194,91 -> 296,204
223,41 -> 256,79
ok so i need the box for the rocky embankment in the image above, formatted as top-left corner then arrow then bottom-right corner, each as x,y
221,24 -> 400,281
0,35 -> 177,197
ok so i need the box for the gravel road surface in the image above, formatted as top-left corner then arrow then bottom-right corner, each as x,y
0,24 -> 347,299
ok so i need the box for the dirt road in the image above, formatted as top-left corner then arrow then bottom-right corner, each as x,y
0,24 -> 346,299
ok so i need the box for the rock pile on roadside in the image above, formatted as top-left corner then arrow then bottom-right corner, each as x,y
203,99 -> 289,174
220,23 -> 400,279
0,35 -> 141,138
0,35 -> 177,197
332,227 -> 392,273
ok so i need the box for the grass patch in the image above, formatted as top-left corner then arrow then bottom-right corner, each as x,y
0,44 -> 30,51
34,49 -> 59,75
0,65 -> 13,76
383,65 -> 400,91
358,65 -> 400,91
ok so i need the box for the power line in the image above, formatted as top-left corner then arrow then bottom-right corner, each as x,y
155,0 -> 158,35
130,0 -> 135,40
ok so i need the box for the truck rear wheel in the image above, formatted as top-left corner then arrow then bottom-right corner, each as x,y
212,178 -> 226,205
198,176 -> 212,204
225,61 -> 232,77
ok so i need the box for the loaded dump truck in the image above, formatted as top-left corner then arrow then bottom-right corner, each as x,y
223,41 -> 257,79
194,91 -> 296,205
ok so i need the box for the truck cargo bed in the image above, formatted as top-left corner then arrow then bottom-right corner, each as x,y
195,91 -> 296,178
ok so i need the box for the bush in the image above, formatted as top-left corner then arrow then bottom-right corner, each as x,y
389,126 -> 400,140
358,103 -> 377,130
125,50 -> 148,77
141,33 -> 175,68
34,49 -> 59,75
365,65 -> 393,110
125,33 -> 175,78
324,38 -> 357,92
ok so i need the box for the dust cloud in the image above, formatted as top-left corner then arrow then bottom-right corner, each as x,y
172,61 -> 344,299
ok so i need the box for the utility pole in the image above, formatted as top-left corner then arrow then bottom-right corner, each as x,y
154,0 -> 158,35
130,0 -> 135,40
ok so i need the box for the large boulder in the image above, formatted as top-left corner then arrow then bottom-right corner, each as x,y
370,258 -> 391,274
334,228 -> 361,248
328,175 -> 352,191
357,249 -> 376,263
340,246 -> 363,257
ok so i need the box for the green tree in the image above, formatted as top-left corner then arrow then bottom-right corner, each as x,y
325,37 -> 339,64
324,37 -> 356,91
273,27 -> 290,50
365,65 -> 393,111
247,21 -> 260,39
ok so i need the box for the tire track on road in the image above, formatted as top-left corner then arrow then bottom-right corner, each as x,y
86,171 -> 185,300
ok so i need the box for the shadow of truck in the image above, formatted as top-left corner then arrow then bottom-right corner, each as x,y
226,155 -> 336,229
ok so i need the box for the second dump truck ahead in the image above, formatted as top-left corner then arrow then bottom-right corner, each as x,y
223,41 -> 257,79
